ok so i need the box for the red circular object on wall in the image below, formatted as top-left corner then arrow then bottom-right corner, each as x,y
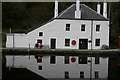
71,58 -> 76,62
72,40 -> 76,45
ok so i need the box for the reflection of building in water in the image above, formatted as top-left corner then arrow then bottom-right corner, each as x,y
6,0 -> 109,50
6,55 -> 108,79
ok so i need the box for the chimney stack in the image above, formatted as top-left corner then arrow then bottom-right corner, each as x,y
103,2 -> 107,18
97,3 -> 101,14
75,0 -> 81,19
54,0 -> 58,18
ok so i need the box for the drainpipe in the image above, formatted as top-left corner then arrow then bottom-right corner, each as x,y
91,20 -> 93,50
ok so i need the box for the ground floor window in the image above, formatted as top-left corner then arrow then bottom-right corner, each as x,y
50,56 -> 56,64
95,39 -> 100,46
35,56 -> 42,63
37,39 -> 42,43
65,56 -> 69,64
65,39 -> 70,46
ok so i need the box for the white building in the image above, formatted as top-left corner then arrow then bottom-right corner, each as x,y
6,0 -> 109,49
6,55 -> 108,80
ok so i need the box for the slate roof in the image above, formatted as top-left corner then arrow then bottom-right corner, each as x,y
26,4 -> 108,33
56,4 -> 108,20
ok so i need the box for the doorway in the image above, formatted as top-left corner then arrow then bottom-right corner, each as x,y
51,39 -> 56,49
79,39 -> 88,49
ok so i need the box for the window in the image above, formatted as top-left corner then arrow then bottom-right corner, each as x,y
37,56 -> 42,63
38,66 -> 42,70
65,56 -> 69,64
79,57 -> 87,64
39,32 -> 43,36
95,39 -> 100,46
65,39 -> 70,46
95,71 -> 99,78
81,24 -> 85,31
80,71 -> 84,78
96,25 -> 100,31
95,57 -> 99,64
66,24 -> 70,31
50,56 -> 56,64
37,39 -> 42,43
65,71 -> 69,79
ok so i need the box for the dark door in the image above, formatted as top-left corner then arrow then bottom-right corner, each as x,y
79,39 -> 88,49
51,39 -> 56,49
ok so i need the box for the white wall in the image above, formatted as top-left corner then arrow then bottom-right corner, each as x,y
92,21 -> 109,49
26,19 -> 92,49
6,19 -> 109,49
6,55 -> 108,79
6,33 -> 28,48
6,34 -> 14,47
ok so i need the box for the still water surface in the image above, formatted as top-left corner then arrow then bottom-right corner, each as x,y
3,54 -> 120,80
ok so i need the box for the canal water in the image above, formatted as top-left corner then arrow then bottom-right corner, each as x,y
2,54 -> 120,80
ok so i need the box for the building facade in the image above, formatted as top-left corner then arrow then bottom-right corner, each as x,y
6,1 -> 109,49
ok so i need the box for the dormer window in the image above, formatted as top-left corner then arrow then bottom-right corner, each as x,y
39,32 -> 43,36
66,24 -> 70,31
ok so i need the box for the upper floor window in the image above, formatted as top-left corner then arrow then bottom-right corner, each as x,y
66,24 -> 70,31
65,39 -> 70,46
96,25 -> 100,31
39,32 -> 43,36
81,24 -> 85,31
95,39 -> 100,46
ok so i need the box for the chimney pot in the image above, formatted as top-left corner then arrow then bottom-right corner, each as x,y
75,0 -> 81,19
97,3 -> 101,14
103,2 -> 107,18
54,0 -> 58,18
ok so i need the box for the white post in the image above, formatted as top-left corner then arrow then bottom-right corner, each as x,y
103,2 -> 107,18
97,3 -> 101,14
75,0 -> 81,19
54,0 -> 58,18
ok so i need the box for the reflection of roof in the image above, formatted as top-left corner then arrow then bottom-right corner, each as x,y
57,4 -> 108,20
26,4 -> 108,33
